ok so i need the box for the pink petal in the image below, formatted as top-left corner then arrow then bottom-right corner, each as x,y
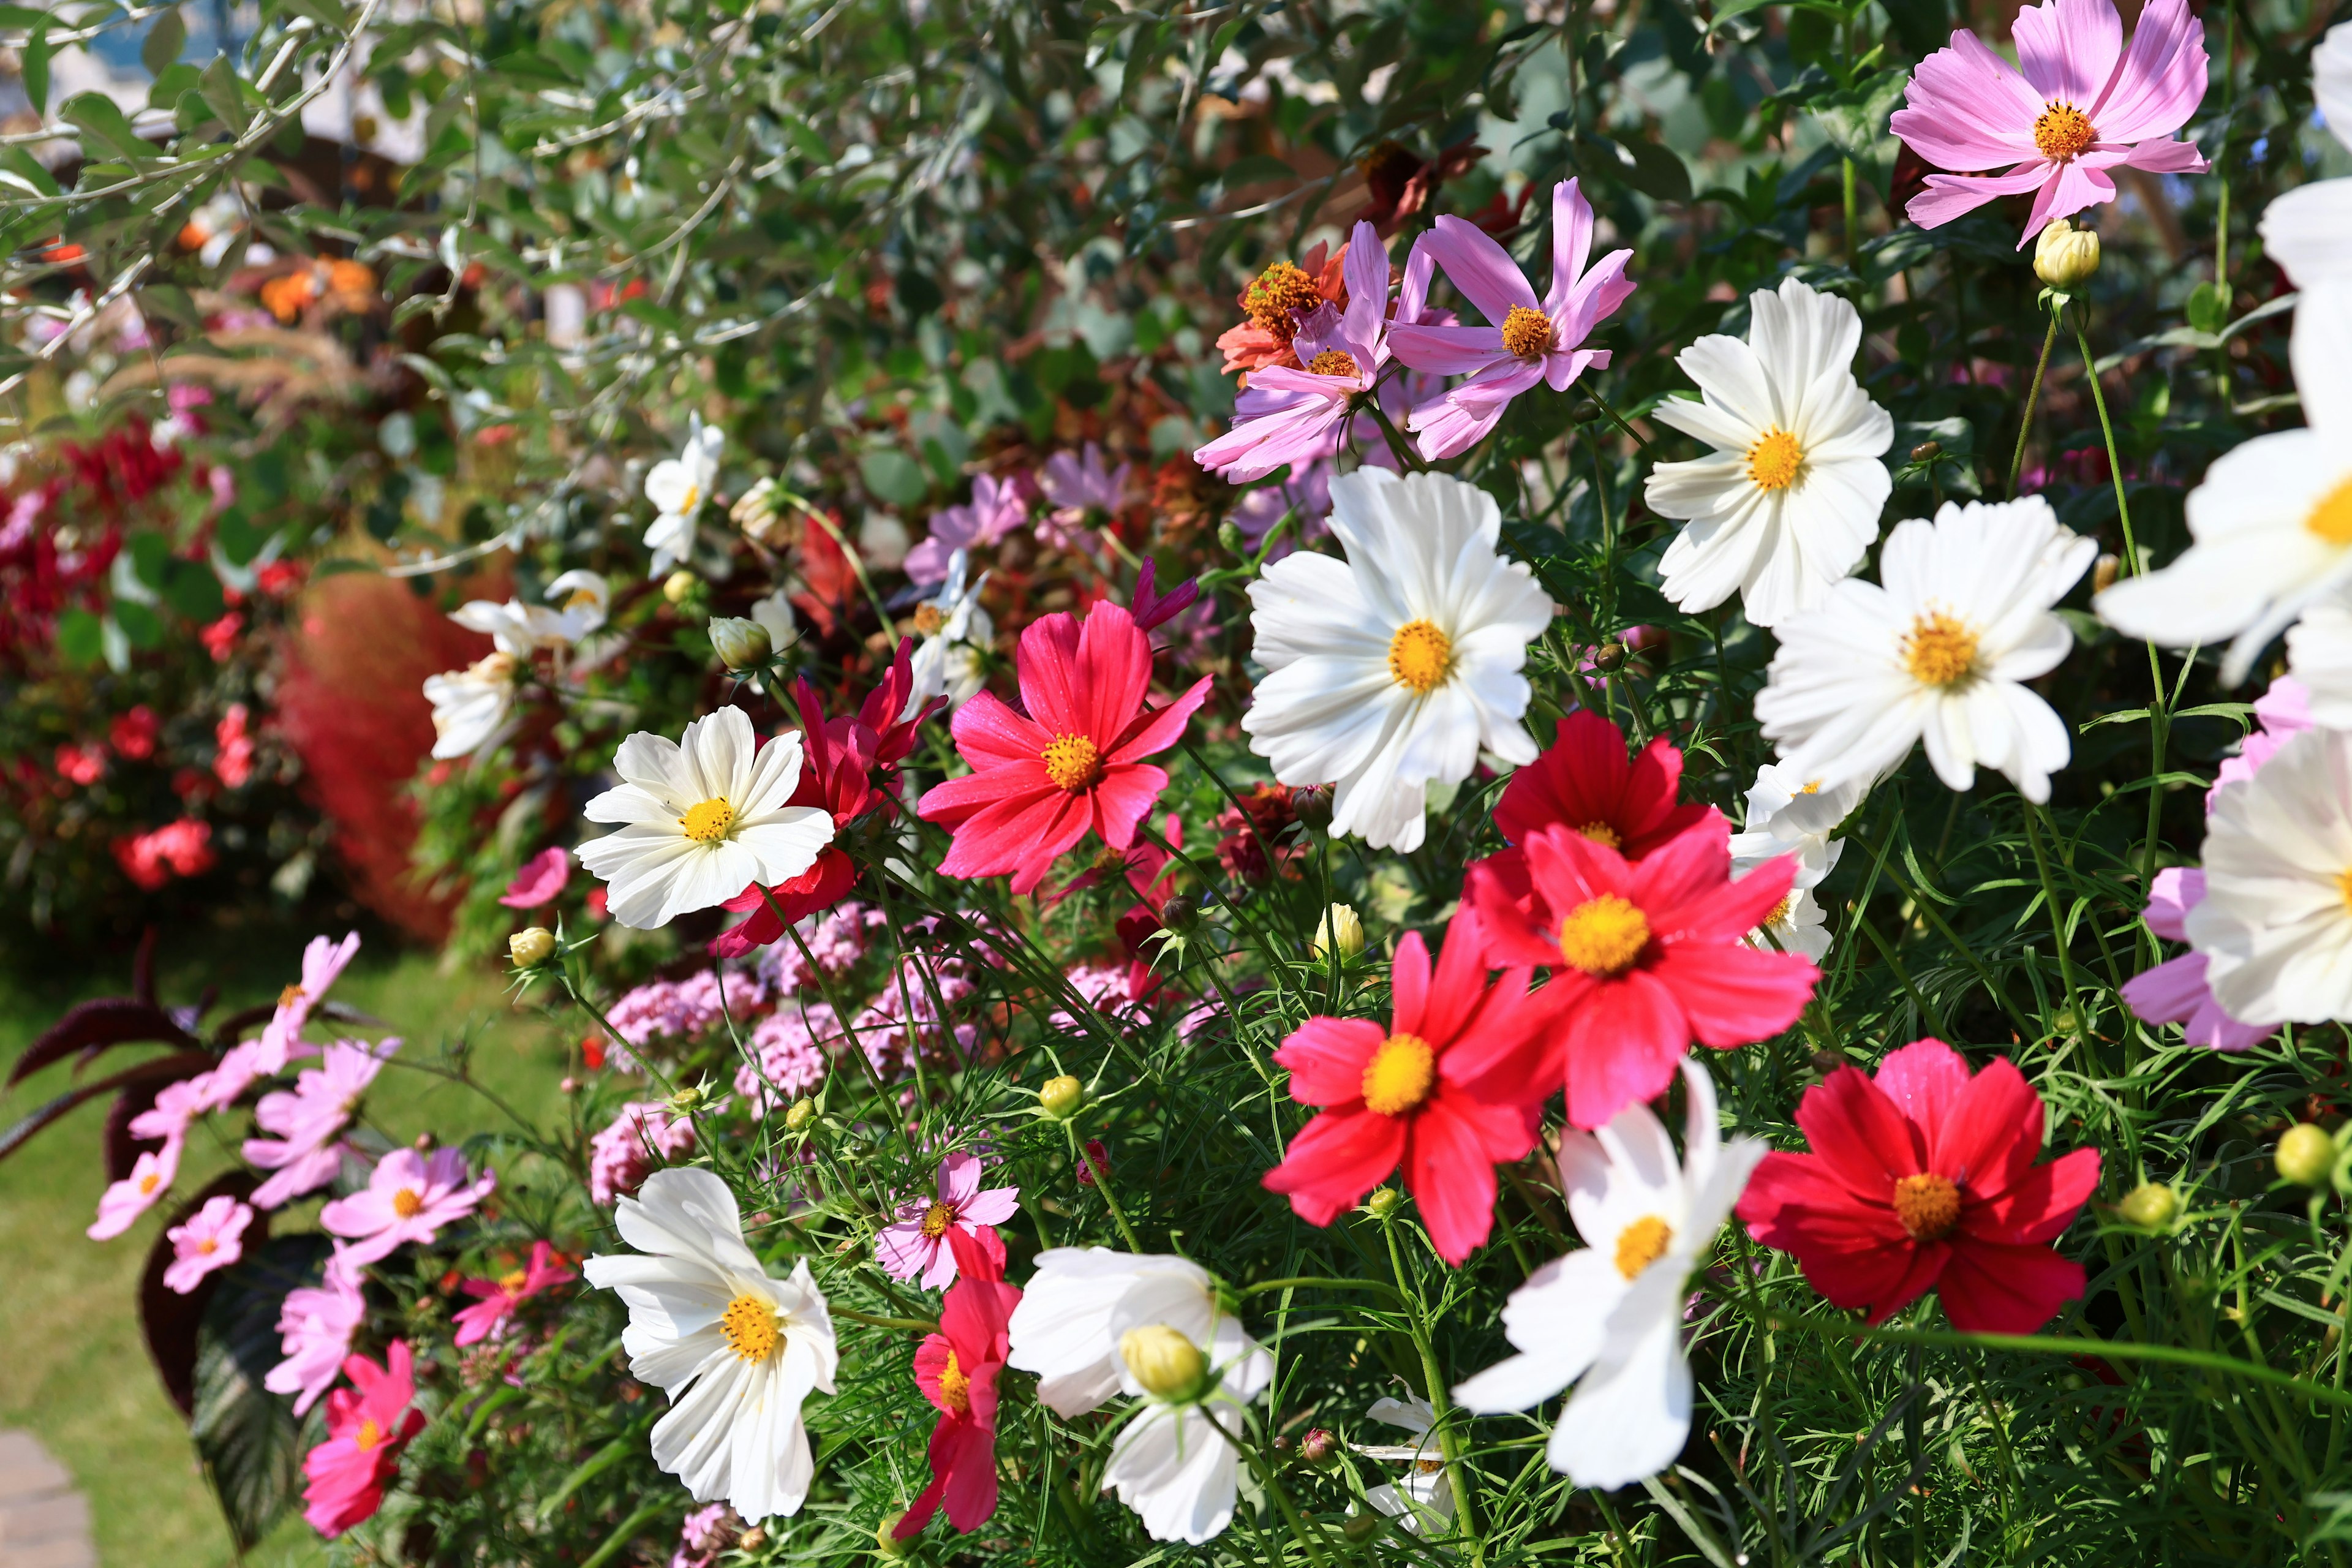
1385,322 -> 1512,377
1416,214 -> 1541,325
1906,163 -> 2056,230
1547,178 -> 1596,312
1894,32 -> 2043,169
2090,0 -> 2210,143
2012,0 -> 2121,107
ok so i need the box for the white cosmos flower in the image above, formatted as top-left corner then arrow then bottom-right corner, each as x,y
1740,760 -> 1869,842
1646,277 -> 1894,628
905,548 -> 993,716
2187,725 -> 2352,1024
646,415 -> 726,576
1453,1059 -> 1765,1491
2288,594 -> 2352,727
578,707 -> 836,929
1728,761 -> 1856,963
450,570 -> 612,657
581,1168 -> 836,1523
1006,1248 -> 1219,1417
1352,1395 -> 1454,1536
1242,468 -> 1552,852
424,651 -> 521,761
1754,497 -> 2095,804
2257,23 -> 2352,296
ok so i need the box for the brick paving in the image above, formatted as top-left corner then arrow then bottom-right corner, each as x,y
0,1433 -> 92,1568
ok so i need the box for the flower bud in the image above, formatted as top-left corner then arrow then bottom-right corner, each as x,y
708,615 -> 772,671
875,1512 -> 913,1556
784,1098 -> 816,1132
1118,1324 -> 1207,1400
1298,1427 -> 1338,1466
1365,1186 -> 1401,1219
1217,520 -> 1246,556
731,475 -> 783,531
1908,440 -> 1942,464
1158,895 -> 1200,933
2034,219 -> 2101,290
508,927 -> 557,968
2118,1181 -> 2178,1229
662,570 -> 699,605
1593,639 -> 1627,672
2278,1121 -> 2334,1187
671,1080 -> 712,1115
1343,1514 -> 1384,1542
1038,1074 -> 1085,1121
1313,903 -> 1365,962
1292,786 -> 1333,831
737,1528 -> 767,1551
2092,553 -> 2120,595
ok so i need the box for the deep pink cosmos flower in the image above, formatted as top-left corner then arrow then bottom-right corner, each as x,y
1891,0 -> 2208,246
244,1038 -> 399,1210
1387,179 -> 1635,459
88,1145 -> 180,1240
499,845 -> 573,909
2122,868 -> 2278,1052
452,1241 -> 576,1347
162,1194 -> 253,1293
320,1146 -> 496,1265
917,603 -> 1212,895
267,1250 -> 368,1415
895,1226 -> 1020,1541
301,1340 -> 426,1537
260,930 -> 361,1070
877,1151 -> 1021,1290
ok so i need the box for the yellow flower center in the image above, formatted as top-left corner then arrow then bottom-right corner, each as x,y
676,481 -> 702,515
937,1347 -> 971,1414
196,1237 -> 217,1255
1902,611 -> 1980,688
1500,304 -> 1555,360
1763,894 -> 1793,929
2305,475 -> 2352,545
2033,102 -> 2097,162
500,1269 -> 529,1294
392,1188 -> 424,1219
920,1200 -> 954,1239
1042,734 -> 1103,791
355,1417 -> 383,1452
1360,1032 -> 1437,1117
565,588 -> 600,611
1306,349 -> 1361,379
1613,1215 -> 1674,1280
138,1171 -> 160,1195
1746,427 -> 1804,491
1557,894 -> 1650,977
720,1293 -> 781,1363
1578,820 -> 1623,850
280,983 -> 305,1009
1800,780 -> 1822,794
2338,868 -> 2352,915
1387,619 -> 1453,694
1893,1172 -> 1962,1241
679,797 -> 735,844
1243,261 -> 1322,344
911,602 -> 946,636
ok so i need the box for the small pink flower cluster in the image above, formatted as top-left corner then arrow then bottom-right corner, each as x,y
669,1504 -> 738,1568
850,949 -> 978,1077
753,899 -> 885,995
603,967 -> 772,1058
588,1101 -> 698,1204
733,1001 -> 845,1112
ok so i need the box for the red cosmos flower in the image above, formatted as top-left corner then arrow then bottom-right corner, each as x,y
451,1240 -> 576,1347
895,1226 -> 1021,1540
1460,818 -> 1816,1131
301,1340 -> 427,1537
917,603 -> 1211,895
714,639 -> 940,957
1262,908 -> 1553,1264
1735,1038 -> 2101,1334
1494,710 -> 1714,860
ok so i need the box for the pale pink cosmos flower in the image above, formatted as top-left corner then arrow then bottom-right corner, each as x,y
260,930 -> 362,1070
126,1076 -> 206,1157
162,1194 -> 253,1293
905,473 -> 1032,586
2208,676 -> 2311,810
243,1038 -> 400,1210
451,1240 -> 575,1347
1891,0 -> 2209,247
266,1250 -> 368,1415
88,1146 -> 181,1240
1037,442 -> 1132,552
1388,179 -> 1635,459
320,1145 -> 496,1265
499,846 -> 573,910
187,1038 -> 273,1114
874,1150 -> 1019,1290
2123,867 -> 2278,1052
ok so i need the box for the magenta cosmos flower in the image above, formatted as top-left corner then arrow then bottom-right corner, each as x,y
876,1151 -> 1020,1290
1892,0 -> 2208,247
243,1038 -> 399,1210
321,1145 -> 496,1265
1387,179 -> 1634,460
163,1194 -> 254,1293
260,930 -> 362,1069
452,1240 -> 575,1346
499,845 -> 573,909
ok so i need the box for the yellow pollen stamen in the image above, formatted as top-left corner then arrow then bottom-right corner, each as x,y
565,589 -> 599,610
676,483 -> 702,515
2306,476 -> 2352,545
1613,1215 -> 1674,1280
720,1293 -> 782,1363
1557,894 -> 1651,977
1387,619 -> 1453,695
2337,869 -> 2352,916
919,1201 -> 954,1239
1893,1172 -> 1962,1241
500,1269 -> 529,1294
2033,102 -> 2097,162
1501,304 -> 1555,360
1042,734 -> 1103,791
1902,611 -> 1980,688
937,1348 -> 971,1413
1243,261 -> 1323,344
1307,349 -> 1361,379
911,602 -> 946,636
138,1172 -> 160,1194
1360,1032 -> 1438,1117
1746,427 -> 1804,491
1577,820 -> 1623,850
679,797 -> 735,844
280,983 -> 304,1009
355,1418 -> 383,1452
1800,780 -> 1822,794
197,1237 -> 217,1255
1763,895 -> 1793,929
392,1188 -> 424,1219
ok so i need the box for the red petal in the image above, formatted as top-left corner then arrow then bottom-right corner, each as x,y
1936,1240 -> 2086,1334
1494,711 -> 1632,845
1869,1039 -> 1973,1153
1262,1107 -> 1406,1225
1462,853 -> 1562,969
1388,930 -> 1434,1040
1073,603 -> 1152,747
1640,823 -> 1779,939
1405,1095 -> 1523,1264
1560,968 -> 1688,1129
1645,942 -> 1817,1049
950,692 -> 1050,771
1108,676 -> 1214,764
1014,613 -> 1089,739
1792,1067 -> 1926,1200
1089,763 -> 1170,853
940,1419 -> 1002,1532
1271,1017 -> 1387,1107
938,789 -> 1091,886
1443,975 -> 1577,1104
1930,1054 -> 2043,1199
918,761 -> 1056,830
1962,1147 -> 2099,1246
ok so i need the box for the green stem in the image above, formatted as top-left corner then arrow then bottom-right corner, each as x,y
2074,304 -> 2136,568
2019,801 -> 2084,1051
1381,1218 -> 1484,1563
832,1306 -> 940,1333
2009,310 -> 2060,497
1070,1121 -> 1142,1253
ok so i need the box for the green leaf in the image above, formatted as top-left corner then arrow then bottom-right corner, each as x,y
2185,280 -> 2227,335
198,55 -> 251,133
21,24 -> 49,117
1811,67 -> 1908,163
860,448 -> 929,507
114,599 -> 163,648
214,509 -> 272,567
55,608 -> 103,665
128,530 -> 172,589
61,90 -> 151,164
162,557 -> 225,622
140,7 -> 185,75
193,1237 -> 332,1551
1597,134 -> 1691,203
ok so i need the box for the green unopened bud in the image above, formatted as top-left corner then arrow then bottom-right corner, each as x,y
1217,519 -> 1246,556
709,615 -> 773,671
783,1098 -> 816,1133
1038,1074 -> 1085,1121
508,926 -> 557,968
670,1079 -> 713,1115
2118,1181 -> 2178,1229
1343,1514 -> 1384,1542
1365,1186 -> 1401,1219
2278,1122 -> 2334,1188
1313,903 -> 1365,962
1292,786 -> 1332,831
1158,895 -> 1200,933
662,569 -> 699,605
1118,1324 -> 1207,1400
875,1512 -> 913,1556
2034,219 -> 2101,290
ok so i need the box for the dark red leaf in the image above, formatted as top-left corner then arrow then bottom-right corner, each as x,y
8,997 -> 201,1088
140,1170 -> 266,1419
0,1050 -> 217,1164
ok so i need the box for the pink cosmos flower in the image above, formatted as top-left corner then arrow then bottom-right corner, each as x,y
162,1194 -> 253,1293
451,1241 -> 575,1347
261,930 -> 362,1070
1891,0 -> 2208,247
88,1146 -> 181,1240
1037,443 -> 1131,551
2121,867 -> 2278,1052
2209,676 -> 2310,809
875,1151 -> 1020,1291
1387,179 -> 1635,459
320,1146 -> 496,1265
127,1076 -> 207,1155
188,1038 -> 272,1114
243,1039 -> 399,1210
906,473 -> 1032,586
499,845 -> 573,909
301,1341 -> 425,1537
266,1250 -> 368,1415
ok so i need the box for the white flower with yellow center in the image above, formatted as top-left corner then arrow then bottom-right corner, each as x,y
578,707 -> 836,929
1242,469 -> 1553,853
905,548 -> 993,715
423,571 -> 614,762
645,415 -> 725,576
2187,725 -> 2352,1025
1352,1395 -> 1455,1536
1453,1060 -> 1765,1490
1754,497 -> 2095,804
424,650 -> 523,761
1729,762 -> 1861,962
1646,277 -> 1894,629
580,1167 -> 837,1523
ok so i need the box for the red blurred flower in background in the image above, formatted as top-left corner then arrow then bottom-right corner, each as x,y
114,818 -> 216,891
895,1226 -> 1020,1541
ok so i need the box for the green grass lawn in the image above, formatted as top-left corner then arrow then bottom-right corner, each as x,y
0,925 -> 567,1567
